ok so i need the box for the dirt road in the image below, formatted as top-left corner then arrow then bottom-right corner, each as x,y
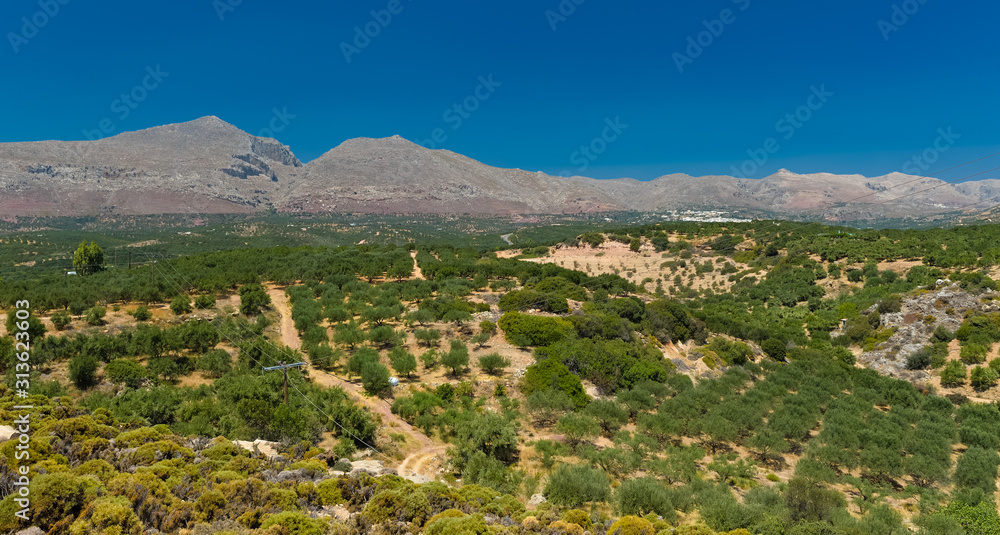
266,285 -> 438,470
410,250 -> 424,280
268,286 -> 301,351
398,445 -> 449,479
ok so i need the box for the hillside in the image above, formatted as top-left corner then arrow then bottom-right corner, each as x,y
2,117 -> 999,223
3,220 -> 1000,534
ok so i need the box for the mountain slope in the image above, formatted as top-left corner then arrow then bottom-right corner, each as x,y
0,116 -> 301,216
0,116 -> 995,221
284,135 -> 626,214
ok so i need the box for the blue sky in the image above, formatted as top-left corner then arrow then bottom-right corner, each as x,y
2,0 -> 998,181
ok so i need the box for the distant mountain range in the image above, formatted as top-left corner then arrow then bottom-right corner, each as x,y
1,116 -> 996,223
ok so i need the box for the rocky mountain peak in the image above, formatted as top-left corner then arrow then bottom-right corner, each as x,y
1,118 -> 997,221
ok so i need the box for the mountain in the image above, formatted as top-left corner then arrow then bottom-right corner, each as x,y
283,135 -> 625,214
0,116 -> 301,217
0,116 -> 995,221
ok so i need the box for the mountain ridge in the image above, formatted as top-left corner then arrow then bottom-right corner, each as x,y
1,116 -> 997,222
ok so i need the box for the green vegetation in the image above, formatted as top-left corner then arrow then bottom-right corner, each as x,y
5,216 -> 1000,534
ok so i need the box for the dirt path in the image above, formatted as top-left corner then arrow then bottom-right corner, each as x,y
398,445 -> 449,478
307,368 -> 432,449
410,250 -> 424,280
266,285 -> 437,469
267,286 -> 301,351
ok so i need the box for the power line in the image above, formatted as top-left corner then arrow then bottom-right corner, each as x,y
142,252 -> 390,459
823,151 -> 1000,210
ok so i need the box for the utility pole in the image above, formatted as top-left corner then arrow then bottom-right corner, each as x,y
262,361 -> 306,406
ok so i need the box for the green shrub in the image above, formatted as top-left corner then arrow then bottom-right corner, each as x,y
198,349 -> 233,378
104,359 -> 145,388
931,325 -> 955,343
131,306 -> 152,321
614,477 -> 676,522
522,358 -> 589,409
414,328 -> 441,347
425,512 -> 489,535
69,354 -> 99,389
239,283 -> 271,316
67,496 -> 142,535
674,523 -> 715,535
561,509 -> 593,531
194,294 -> 217,309
607,515 -> 656,535
363,487 -> 432,525
877,295 -> 903,313
361,361 -> 391,395
527,388 -> 574,426
556,413 -> 600,450
930,499 -> 1000,535
260,511 -> 326,535
906,348 -> 932,370
543,464 -> 610,507
498,311 -> 572,347
970,366 -> 999,390
580,232 -> 605,248
420,349 -> 439,369
22,473 -> 90,530
85,306 -> 106,326
941,360 -> 967,386
389,347 -> 417,378
960,344 -> 988,365
316,479 -> 344,505
930,342 -> 950,368
954,447 -> 1000,495
170,296 -> 192,315
346,347 -> 380,379
441,339 -> 470,376
761,339 -> 787,361
478,353 -> 510,375
706,337 -> 754,366
51,310 -> 72,330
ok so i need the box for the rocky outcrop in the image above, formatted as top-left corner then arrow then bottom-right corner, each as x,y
858,283 -> 995,379
233,439 -> 281,458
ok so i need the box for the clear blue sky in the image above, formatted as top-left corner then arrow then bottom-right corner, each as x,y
2,0 -> 998,181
